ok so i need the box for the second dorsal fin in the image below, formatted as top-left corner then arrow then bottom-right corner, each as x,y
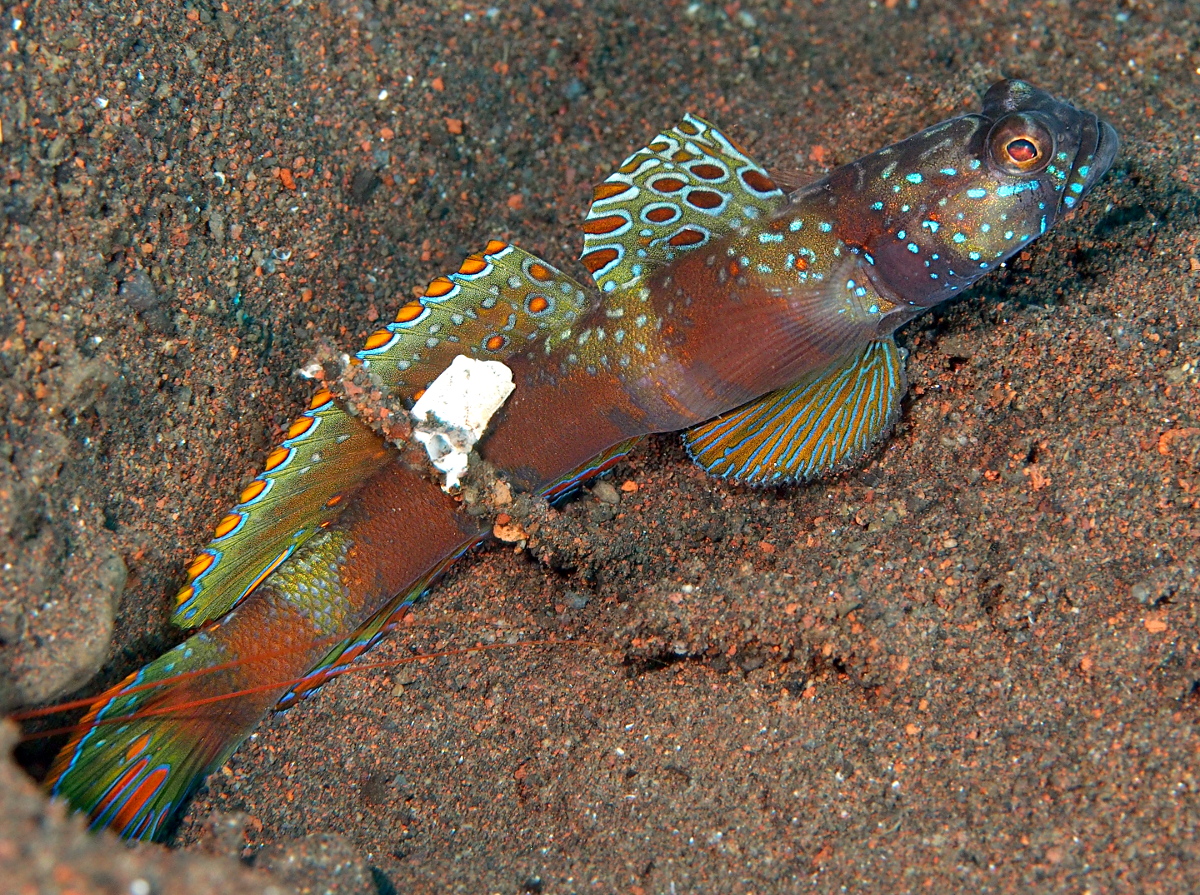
356,241 -> 594,400
579,114 -> 786,295
175,242 -> 594,628
682,338 -> 907,485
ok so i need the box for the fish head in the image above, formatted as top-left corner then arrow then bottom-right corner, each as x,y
837,79 -> 1118,309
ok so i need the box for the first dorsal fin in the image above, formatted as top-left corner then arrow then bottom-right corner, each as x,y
579,114 -> 786,295
175,241 -> 594,628
682,338 -> 907,485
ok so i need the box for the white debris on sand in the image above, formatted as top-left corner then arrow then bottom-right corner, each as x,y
410,355 -> 515,490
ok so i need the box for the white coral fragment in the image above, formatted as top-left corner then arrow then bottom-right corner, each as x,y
410,355 -> 515,490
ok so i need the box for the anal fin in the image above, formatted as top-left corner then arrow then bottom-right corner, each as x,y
682,338 -> 906,485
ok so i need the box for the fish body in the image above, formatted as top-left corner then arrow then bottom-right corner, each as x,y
40,81 -> 1116,840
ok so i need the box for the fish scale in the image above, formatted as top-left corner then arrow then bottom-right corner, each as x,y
39,80 -> 1117,840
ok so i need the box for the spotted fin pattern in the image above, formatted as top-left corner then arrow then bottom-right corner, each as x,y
356,240 -> 594,399
174,394 -> 391,627
682,338 -> 906,484
176,242 -> 593,628
580,114 -> 786,294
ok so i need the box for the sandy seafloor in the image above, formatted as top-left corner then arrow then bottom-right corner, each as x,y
2,0 -> 1199,892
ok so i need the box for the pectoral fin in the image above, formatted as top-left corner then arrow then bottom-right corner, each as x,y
682,338 -> 906,485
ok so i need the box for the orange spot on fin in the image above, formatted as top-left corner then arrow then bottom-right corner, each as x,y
214,513 -> 243,539
264,447 -> 290,471
287,416 -> 315,440
239,480 -> 267,504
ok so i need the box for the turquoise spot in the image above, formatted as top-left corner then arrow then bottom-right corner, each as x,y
871,201 -> 884,211
940,167 -> 957,176
758,232 -> 784,243
1070,182 -> 1084,193
868,304 -> 879,313
906,173 -> 923,184
1004,230 -> 1013,240
908,243 -> 919,254
980,223 -> 990,233
930,273 -> 939,279
969,251 -> 980,260
922,220 -> 939,233
952,233 -> 966,243
1078,166 -> 1090,177
966,188 -> 987,199
819,221 -> 832,232
969,159 -> 981,170
789,219 -> 804,231
997,181 -> 1038,198
896,230 -> 906,240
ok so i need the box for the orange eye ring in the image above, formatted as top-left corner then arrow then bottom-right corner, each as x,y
987,112 -> 1054,176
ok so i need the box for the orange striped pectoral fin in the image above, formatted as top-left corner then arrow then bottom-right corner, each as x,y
682,337 -> 906,485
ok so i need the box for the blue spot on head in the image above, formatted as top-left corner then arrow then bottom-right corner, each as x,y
907,243 -> 919,254
789,219 -> 804,231
1004,230 -> 1013,240
1070,182 -> 1084,194
930,273 -> 938,279
969,159 -> 981,170
922,220 -> 940,233
906,172 -> 923,184
819,221 -> 832,232
871,201 -> 884,211
966,188 -> 987,199
940,167 -> 957,176
896,230 -> 906,240
1078,166 -> 1090,177
969,251 -> 980,260
952,233 -> 966,244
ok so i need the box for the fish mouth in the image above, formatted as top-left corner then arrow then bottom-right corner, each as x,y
1063,112 -> 1119,210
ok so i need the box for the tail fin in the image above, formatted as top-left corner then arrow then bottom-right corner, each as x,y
45,629 -> 264,841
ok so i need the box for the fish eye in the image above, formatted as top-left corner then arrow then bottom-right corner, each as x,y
987,113 -> 1055,176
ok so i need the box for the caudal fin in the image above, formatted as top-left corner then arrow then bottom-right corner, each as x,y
45,629 -> 269,842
